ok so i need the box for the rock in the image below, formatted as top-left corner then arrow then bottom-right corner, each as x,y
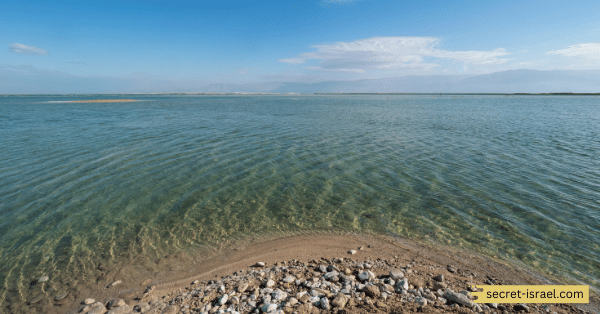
375,300 -> 387,308
357,271 -> 375,281
347,250 -> 357,255
309,296 -> 321,304
162,305 -> 179,314
272,289 -> 287,302
433,274 -> 444,282
363,263 -> 372,269
87,302 -> 108,314
255,262 -> 266,267
318,265 -> 327,273
447,265 -> 457,273
324,271 -> 339,280
514,304 -> 530,312
287,297 -> 298,307
320,297 -> 330,310
327,265 -> 339,272
107,304 -> 131,314
28,295 -> 43,305
444,290 -> 473,307
358,246 -> 364,250
107,299 -> 126,309
396,279 -> 409,290
282,276 -> 295,283
108,280 -> 123,288
218,294 -> 229,305
54,292 -> 67,301
383,284 -> 394,293
416,297 -> 427,306
331,293 -> 348,308
238,282 -> 249,292
389,269 -> 404,280
37,275 -> 49,283
84,298 -> 96,305
134,303 -> 151,312
260,303 -> 277,313
488,303 -> 498,309
432,281 -> 447,290
368,244 -> 374,248
264,279 -> 275,288
342,275 -> 355,282
364,285 -> 380,298
298,294 -> 310,303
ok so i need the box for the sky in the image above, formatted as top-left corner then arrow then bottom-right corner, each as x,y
1,0 -> 600,93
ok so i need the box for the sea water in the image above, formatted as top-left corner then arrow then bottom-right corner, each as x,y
0,94 -> 598,308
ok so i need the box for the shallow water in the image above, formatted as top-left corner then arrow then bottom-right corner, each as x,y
1,94 -> 599,308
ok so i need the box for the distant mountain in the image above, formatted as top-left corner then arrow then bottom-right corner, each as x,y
263,70 -> 600,93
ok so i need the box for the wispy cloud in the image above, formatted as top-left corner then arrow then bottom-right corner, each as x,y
9,43 -> 49,56
546,43 -> 600,59
279,37 -> 510,73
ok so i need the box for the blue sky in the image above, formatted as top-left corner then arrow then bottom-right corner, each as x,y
2,0 -> 600,93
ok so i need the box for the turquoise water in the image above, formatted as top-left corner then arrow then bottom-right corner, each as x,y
1,94 -> 599,307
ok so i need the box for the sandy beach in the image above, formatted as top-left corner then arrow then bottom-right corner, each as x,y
22,233 -> 597,314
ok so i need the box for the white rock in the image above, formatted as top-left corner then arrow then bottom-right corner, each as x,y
218,294 -> 229,305
271,290 -> 287,302
287,297 -> 298,307
416,297 -> 427,306
348,250 -> 357,255
255,262 -> 266,267
357,271 -> 375,281
84,298 -> 95,305
265,279 -> 275,288
397,279 -> 409,290
282,276 -> 295,283
37,276 -> 49,283
389,269 -> 404,280
261,303 -> 277,313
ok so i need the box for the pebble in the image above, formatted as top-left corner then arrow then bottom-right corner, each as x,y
364,285 -> 381,298
54,292 -> 68,301
262,303 -> 277,313
348,250 -> 357,255
444,289 -> 473,307
389,269 -> 404,280
86,302 -> 108,314
107,304 -> 131,314
514,304 -> 530,312
28,295 -> 43,305
84,298 -> 96,305
416,297 -> 427,306
108,280 -> 123,288
37,275 -> 49,283
320,296 -> 330,309
255,262 -> 266,267
265,279 -> 275,288
331,293 -> 348,308
447,265 -> 457,273
218,294 -> 228,305
433,274 -> 444,282
358,270 -> 375,281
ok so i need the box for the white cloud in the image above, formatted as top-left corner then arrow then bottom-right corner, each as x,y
546,43 -> 600,59
279,58 -> 305,65
279,37 -> 510,73
9,43 -> 49,56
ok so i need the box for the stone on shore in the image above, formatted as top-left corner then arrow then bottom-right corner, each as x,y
348,250 -> 357,255
255,262 -> 266,267
389,269 -> 404,280
331,293 -> 348,308
218,294 -> 228,305
434,274 -> 444,282
320,296 -> 330,310
364,285 -> 381,298
444,290 -> 473,307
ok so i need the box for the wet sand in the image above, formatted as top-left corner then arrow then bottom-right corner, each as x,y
20,232 -> 599,314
